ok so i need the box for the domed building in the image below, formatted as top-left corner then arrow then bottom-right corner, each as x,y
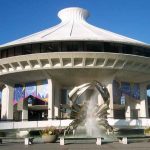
0,7 -> 150,129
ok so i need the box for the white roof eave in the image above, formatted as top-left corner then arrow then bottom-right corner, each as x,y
0,7 -> 149,49
0,38 -> 150,50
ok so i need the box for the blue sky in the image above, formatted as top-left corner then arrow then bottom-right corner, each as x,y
0,0 -> 150,45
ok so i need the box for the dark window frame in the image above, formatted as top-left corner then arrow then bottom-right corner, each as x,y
0,41 -> 150,58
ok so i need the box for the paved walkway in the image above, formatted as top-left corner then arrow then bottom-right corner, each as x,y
0,142 -> 150,150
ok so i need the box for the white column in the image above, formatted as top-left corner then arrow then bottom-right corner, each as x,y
96,137 -> 102,145
140,83 -> 148,118
17,99 -> 28,121
106,82 -> 114,118
22,110 -> 28,121
54,85 -> 60,118
125,106 -> 131,119
1,85 -> 14,120
60,137 -> 65,145
47,79 -> 54,119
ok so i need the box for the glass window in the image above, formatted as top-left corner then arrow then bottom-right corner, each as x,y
50,42 -> 60,52
104,42 -> 111,52
32,44 -> 41,53
22,44 -> 32,55
15,46 -> 22,56
41,43 -> 50,53
110,43 -> 120,53
143,48 -> 150,57
41,42 -> 60,53
1,49 -> 8,58
62,42 -> 82,51
122,44 -> 133,54
134,46 -> 150,57
86,42 -> 103,52
113,80 -> 122,104
8,47 -> 15,57
104,42 -> 120,53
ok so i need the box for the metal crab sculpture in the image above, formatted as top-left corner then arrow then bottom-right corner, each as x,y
61,81 -> 113,136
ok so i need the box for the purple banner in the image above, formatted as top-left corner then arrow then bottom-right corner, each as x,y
14,84 -> 25,104
25,82 -> 37,98
14,80 -> 48,104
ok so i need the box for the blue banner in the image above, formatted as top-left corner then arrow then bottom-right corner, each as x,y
121,82 -> 131,95
132,83 -> 140,99
37,80 -> 48,102
14,80 -> 48,104
25,82 -> 37,98
14,84 -> 25,104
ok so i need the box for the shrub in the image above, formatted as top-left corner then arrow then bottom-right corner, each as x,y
40,126 -> 57,136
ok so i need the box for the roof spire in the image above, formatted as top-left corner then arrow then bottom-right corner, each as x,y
58,7 -> 89,22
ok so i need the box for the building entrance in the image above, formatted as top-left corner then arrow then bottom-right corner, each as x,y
27,95 -> 48,121
28,109 -> 48,121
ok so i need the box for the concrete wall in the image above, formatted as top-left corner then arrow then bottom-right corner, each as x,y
1,119 -> 150,130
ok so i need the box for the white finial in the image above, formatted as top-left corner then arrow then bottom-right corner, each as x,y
58,7 -> 89,22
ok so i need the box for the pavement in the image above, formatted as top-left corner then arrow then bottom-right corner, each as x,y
0,141 -> 150,150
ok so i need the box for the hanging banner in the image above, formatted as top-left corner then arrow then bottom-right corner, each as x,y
121,82 -> 131,95
14,84 -> 25,104
37,80 -> 48,102
132,83 -> 140,100
25,82 -> 37,98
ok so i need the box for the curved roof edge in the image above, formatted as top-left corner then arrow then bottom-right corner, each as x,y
0,7 -> 150,49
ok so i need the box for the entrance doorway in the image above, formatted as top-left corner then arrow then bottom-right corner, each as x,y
28,109 -> 47,121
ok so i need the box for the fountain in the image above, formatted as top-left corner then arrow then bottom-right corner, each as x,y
85,92 -> 101,137
63,81 -> 113,138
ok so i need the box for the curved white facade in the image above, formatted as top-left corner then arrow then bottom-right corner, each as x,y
0,7 -> 150,130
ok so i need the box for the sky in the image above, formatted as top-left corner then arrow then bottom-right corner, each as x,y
0,0 -> 150,45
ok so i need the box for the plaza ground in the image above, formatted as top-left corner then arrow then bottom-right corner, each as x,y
0,141 -> 150,150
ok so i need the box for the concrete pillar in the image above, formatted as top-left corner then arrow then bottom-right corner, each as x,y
1,85 -> 14,120
106,82 -> 114,118
54,83 -> 60,118
22,110 -> 28,121
60,137 -> 65,145
22,100 -> 28,121
125,106 -> 131,119
96,137 -> 102,145
47,79 -> 54,119
122,137 -> 128,144
140,83 -> 148,118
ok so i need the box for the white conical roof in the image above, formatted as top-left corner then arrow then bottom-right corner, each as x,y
0,7 -> 149,48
